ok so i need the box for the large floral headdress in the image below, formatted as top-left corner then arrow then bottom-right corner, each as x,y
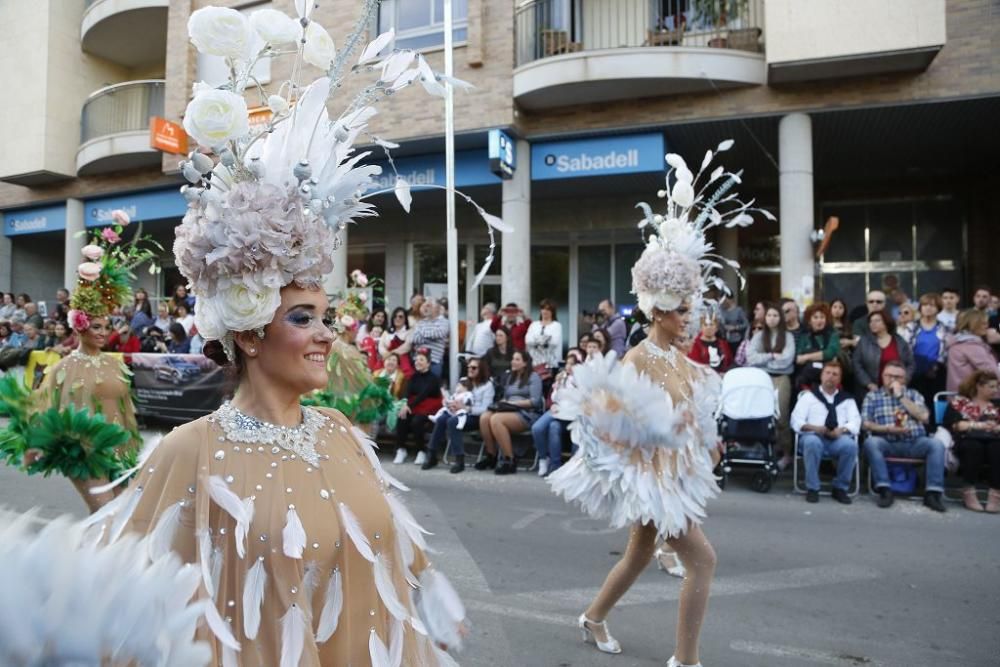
174,1 -> 508,362
631,140 -> 774,316
68,209 -> 161,332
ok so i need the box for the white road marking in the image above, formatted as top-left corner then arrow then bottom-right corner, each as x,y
730,640 -> 885,666
510,507 -> 566,530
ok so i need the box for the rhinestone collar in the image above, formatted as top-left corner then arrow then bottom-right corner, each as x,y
642,338 -> 679,368
213,401 -> 328,467
68,348 -> 107,369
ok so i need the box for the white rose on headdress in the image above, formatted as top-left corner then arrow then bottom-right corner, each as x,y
188,7 -> 251,59
250,9 -> 301,45
183,89 -> 249,149
302,22 -> 336,70
192,296 -> 227,341
215,284 -> 281,333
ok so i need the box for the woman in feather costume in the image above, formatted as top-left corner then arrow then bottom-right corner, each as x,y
80,2 -> 491,664
549,141 -> 768,667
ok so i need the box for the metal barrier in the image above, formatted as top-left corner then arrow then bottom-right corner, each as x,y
80,80 -> 165,144
515,0 -> 764,67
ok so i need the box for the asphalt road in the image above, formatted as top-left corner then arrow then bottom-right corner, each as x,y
2,432 -> 998,667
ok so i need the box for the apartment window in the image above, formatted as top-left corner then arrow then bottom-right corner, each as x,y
378,0 -> 469,50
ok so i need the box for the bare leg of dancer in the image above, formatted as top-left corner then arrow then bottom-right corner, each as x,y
71,477 -> 114,513
583,522 -> 658,641
665,524 -> 717,665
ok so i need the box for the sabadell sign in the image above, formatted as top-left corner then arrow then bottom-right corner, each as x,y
2,204 -> 67,237
531,133 -> 665,181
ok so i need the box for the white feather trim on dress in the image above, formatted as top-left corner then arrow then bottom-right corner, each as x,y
315,567 -> 343,642
282,507 -> 306,559
279,603 -> 307,667
242,558 -> 267,640
547,352 -> 720,538
414,567 -> 466,651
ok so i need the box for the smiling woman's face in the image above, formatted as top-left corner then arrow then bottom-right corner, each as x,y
243,285 -> 334,395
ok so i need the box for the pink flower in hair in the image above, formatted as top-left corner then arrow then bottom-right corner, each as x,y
101,227 -> 121,244
67,309 -> 91,332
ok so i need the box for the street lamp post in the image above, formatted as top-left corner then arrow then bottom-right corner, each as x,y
444,0 -> 460,390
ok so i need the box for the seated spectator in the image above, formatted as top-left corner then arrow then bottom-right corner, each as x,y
407,292 -> 425,328
422,358 -> 495,474
0,293 -> 16,321
944,370 -> 1000,512
746,303 -> 796,468
795,302 -> 841,391
11,293 -> 29,322
466,304 -> 497,358
862,360 -> 946,512
375,352 -> 407,399
393,350 -> 442,465
153,302 -> 172,333
174,303 -> 195,336
107,323 -> 141,355
48,321 -> 78,355
486,326 -> 514,380
141,326 -> 167,353
946,309 -> 999,393
380,307 -> 415,379
591,328 -> 611,355
131,288 -> 154,333
582,334 -> 605,360
790,360 -> 860,504
360,324 -> 384,371
476,350 -> 543,475
20,323 -> 47,352
533,348 -> 583,477
23,302 -> 43,330
734,318 -> 764,367
853,311 -> 913,399
688,314 -> 732,373
42,318 -> 57,343
169,284 -> 195,314
0,321 -> 11,347
357,308 -> 387,350
410,299 -> 449,378
492,302 -> 531,352
626,308 -> 649,350
901,293 -> 947,415
166,322 -> 191,354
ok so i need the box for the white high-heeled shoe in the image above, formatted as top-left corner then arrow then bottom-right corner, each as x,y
667,656 -> 702,667
655,547 -> 686,578
577,614 -> 622,654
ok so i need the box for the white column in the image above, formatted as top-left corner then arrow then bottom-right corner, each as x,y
323,228 -> 348,297
501,139 -> 531,309
464,243 -> 477,322
384,241 -> 407,311
0,233 -> 11,292
63,198 -> 85,292
778,113 -> 815,304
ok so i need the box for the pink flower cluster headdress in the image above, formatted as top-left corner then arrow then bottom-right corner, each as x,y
631,141 -> 775,316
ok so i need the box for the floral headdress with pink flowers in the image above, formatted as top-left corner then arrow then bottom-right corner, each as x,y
68,210 -> 162,332
631,141 -> 775,317
172,1 -> 508,362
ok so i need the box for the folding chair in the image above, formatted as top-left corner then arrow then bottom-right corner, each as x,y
792,432 -> 861,496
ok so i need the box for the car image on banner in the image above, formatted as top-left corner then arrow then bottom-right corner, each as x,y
130,353 -> 227,423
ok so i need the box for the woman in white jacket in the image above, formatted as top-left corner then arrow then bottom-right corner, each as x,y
525,299 -> 563,374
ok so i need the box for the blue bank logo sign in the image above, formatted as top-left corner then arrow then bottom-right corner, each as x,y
532,133 -> 665,181
3,204 -> 67,237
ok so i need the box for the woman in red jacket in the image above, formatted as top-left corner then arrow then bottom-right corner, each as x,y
688,314 -> 733,373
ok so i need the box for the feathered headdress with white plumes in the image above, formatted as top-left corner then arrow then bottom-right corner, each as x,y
0,511 -> 211,666
174,0 -> 508,361
631,140 -> 775,316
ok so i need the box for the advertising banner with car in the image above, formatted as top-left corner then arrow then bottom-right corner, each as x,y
130,353 -> 227,423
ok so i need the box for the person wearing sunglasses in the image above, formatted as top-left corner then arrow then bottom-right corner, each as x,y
852,289 -> 887,338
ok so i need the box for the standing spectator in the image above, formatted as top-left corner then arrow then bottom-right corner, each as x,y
862,360 -> 946,512
166,322 -> 190,354
532,349 -> 583,477
901,293 -> 947,415
107,322 -> 140,355
688,314 -> 732,373
411,299 -> 449,378
937,287 -> 961,333
486,326 -> 514,380
407,293 -> 425,328
493,303 -> 531,352
830,299 -> 855,349
888,288 -> 910,320
380,306 -> 415,379
174,303 -> 195,336
972,285 -> 993,319
525,299 -> 563,379
152,301 -> 172,333
896,302 -> 916,329
751,300 -> 766,324
943,370 -> 1000,512
780,298 -> 803,349
0,293 -> 16,320
476,350 -> 543,475
131,288 -> 154,333
946,309 -> 999,393
422,358 -> 495,474
466,303 -> 497,357
853,290 -> 887,338
734,318 -> 764,367
357,308 -> 386,349
48,321 -> 78,355
790,360 -> 860,504
626,309 -> 649,350
746,303 -> 796,466
594,299 -> 627,356
23,302 -> 43,330
375,352 -> 407,399
718,289 -> 749,350
854,311 -> 913,398
392,350 -> 442,465
795,302 -> 841,391
169,284 -> 195,313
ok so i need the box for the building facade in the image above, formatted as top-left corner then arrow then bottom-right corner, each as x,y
1,0 -> 998,345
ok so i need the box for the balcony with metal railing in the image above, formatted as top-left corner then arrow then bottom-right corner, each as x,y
513,0 -> 766,110
76,80 -> 165,176
81,0 -> 168,68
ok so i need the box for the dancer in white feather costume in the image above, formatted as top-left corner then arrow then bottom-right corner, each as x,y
548,141 -> 769,667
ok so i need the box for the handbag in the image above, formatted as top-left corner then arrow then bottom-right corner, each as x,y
490,401 -> 520,412
887,462 -> 918,495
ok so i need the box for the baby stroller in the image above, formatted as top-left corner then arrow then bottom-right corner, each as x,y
717,367 -> 780,493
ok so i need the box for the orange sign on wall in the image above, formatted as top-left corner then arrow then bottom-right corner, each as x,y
149,116 -> 188,154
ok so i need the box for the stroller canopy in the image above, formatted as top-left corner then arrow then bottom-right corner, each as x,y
719,367 -> 778,420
